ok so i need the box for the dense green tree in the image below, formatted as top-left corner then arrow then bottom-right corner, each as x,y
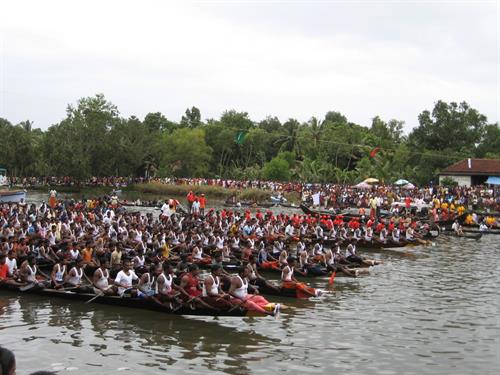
144,112 -> 177,133
1,96 -> 496,185
258,116 -> 282,133
262,157 -> 291,181
476,123 -> 500,158
410,100 -> 487,152
160,128 -> 212,177
180,107 -> 202,128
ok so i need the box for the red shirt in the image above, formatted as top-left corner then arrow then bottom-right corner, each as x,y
405,197 -> 411,208
184,273 -> 201,297
0,263 -> 8,280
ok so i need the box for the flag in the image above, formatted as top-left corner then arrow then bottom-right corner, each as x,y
369,147 -> 380,158
235,131 -> 246,145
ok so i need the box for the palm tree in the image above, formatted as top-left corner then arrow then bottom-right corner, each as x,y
275,119 -> 300,154
307,116 -> 325,149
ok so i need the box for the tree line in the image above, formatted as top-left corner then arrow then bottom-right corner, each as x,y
0,94 -> 498,185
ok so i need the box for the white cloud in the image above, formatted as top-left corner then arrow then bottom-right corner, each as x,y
0,0 -> 497,131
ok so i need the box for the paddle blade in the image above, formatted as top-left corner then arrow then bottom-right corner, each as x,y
329,271 -> 336,285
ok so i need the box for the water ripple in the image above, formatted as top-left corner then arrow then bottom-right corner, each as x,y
1,236 -> 499,374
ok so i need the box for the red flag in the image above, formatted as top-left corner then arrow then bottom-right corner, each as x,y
328,271 -> 336,285
369,147 -> 380,158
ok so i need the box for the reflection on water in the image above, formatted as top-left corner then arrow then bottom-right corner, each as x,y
1,293 -> 281,374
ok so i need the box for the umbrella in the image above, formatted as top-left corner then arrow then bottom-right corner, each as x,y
354,181 -> 372,189
363,178 -> 379,184
403,183 -> 415,189
394,179 -> 409,185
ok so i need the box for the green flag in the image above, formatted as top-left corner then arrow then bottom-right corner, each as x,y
235,131 -> 246,145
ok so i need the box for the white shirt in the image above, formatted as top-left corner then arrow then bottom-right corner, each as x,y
202,275 -> 220,297
115,270 -> 138,295
232,276 -> 248,299
6,258 -> 17,276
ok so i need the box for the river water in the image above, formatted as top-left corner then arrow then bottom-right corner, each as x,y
1,192 -> 499,374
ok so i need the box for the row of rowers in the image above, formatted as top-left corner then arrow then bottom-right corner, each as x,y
1,205 -> 430,255
0,251 -> 341,314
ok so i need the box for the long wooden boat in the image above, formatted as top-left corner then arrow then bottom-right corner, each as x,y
300,204 -> 393,221
0,284 -> 266,317
120,201 -> 161,208
462,228 -> 500,235
297,229 -> 438,250
441,231 -> 483,241
300,204 -> 337,217
257,263 -> 372,279
223,201 -> 276,209
0,189 -> 27,203
256,283 -> 307,298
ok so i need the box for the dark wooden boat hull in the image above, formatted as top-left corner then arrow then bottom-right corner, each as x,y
256,282 -> 315,298
442,231 -> 483,240
257,264 -> 371,279
0,284 -> 263,317
223,202 -> 275,208
300,205 -> 394,221
462,228 -> 500,235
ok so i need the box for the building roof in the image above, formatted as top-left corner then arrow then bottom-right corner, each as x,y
440,159 -> 500,176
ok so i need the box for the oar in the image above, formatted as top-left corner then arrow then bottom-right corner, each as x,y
172,296 -> 196,312
85,292 -> 104,304
328,271 -> 336,286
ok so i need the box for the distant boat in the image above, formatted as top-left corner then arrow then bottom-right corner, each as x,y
270,195 -> 287,204
0,167 -> 27,203
0,190 -> 27,203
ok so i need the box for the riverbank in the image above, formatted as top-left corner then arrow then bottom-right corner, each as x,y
128,182 -> 301,203
25,182 -> 302,203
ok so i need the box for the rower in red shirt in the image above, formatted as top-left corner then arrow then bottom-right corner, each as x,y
179,264 -> 202,299
376,221 -> 385,233
0,254 -> 9,281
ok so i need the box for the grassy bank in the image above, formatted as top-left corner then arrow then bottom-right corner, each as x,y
26,182 -> 301,203
127,183 -> 300,203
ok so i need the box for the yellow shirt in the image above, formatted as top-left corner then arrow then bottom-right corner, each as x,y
161,244 -> 170,259
433,199 -> 440,209
486,216 -> 496,226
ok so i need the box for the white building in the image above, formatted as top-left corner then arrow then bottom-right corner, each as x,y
439,159 -> 500,187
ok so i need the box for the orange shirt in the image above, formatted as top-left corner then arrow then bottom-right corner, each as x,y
82,248 -> 93,263
199,197 -> 206,208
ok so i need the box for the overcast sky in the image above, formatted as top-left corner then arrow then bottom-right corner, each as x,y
0,0 -> 498,132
